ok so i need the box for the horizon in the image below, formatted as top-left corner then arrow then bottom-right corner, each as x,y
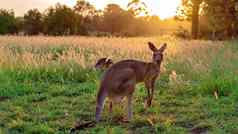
1,0 -> 181,19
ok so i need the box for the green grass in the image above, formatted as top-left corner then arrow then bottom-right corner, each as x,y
0,38 -> 238,134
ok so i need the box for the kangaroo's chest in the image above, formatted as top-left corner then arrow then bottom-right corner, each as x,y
135,66 -> 160,83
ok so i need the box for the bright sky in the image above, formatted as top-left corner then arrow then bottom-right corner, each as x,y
0,0 -> 181,19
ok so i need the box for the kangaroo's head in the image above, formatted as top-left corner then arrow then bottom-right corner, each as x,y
148,42 -> 167,65
95,58 -> 113,70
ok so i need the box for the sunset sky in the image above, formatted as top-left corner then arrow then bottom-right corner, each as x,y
1,0 -> 181,19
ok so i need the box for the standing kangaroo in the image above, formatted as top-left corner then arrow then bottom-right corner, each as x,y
95,42 -> 167,122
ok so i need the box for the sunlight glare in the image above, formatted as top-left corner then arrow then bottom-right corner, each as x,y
149,0 -> 181,19
87,0 -> 181,19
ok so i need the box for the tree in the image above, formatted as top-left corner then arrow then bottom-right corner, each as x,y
177,0 -> 203,39
44,3 -> 79,35
74,0 -> 98,35
127,0 -> 148,16
103,4 -> 124,34
126,0 -> 172,36
0,9 -> 16,34
14,17 -> 24,34
24,9 -> 43,35
102,4 -> 135,35
74,0 -> 96,17
191,0 -> 203,39
203,0 -> 238,38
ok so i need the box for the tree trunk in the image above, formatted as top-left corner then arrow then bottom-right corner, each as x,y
192,1 -> 200,39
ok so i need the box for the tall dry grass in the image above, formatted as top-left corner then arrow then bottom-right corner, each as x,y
0,35 -> 237,96
0,35 -> 222,68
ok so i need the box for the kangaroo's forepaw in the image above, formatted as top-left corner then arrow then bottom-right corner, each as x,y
122,119 -> 130,123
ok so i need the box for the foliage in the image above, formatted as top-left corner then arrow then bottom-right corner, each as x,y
177,0 -> 238,39
24,9 -> 43,35
74,0 -> 96,17
0,9 -> 17,34
0,0 -> 190,37
102,4 -> 135,35
43,3 -> 79,35
127,0 -> 148,16
203,0 -> 238,38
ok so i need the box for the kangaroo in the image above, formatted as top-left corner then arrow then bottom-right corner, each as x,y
95,42 -> 167,122
95,58 -> 113,70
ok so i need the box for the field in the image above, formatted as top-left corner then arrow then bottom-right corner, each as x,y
0,36 -> 238,134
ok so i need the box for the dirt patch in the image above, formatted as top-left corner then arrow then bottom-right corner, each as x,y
175,121 -> 194,129
190,126 -> 209,134
176,121 -> 209,134
70,120 -> 96,133
0,96 -> 10,102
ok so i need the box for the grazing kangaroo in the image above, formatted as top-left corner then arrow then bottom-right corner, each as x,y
95,58 -> 113,70
95,42 -> 167,122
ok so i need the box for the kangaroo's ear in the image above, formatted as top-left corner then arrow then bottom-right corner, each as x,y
158,43 -> 167,53
148,42 -> 158,52
96,58 -> 107,65
105,59 -> 113,67
106,59 -> 113,64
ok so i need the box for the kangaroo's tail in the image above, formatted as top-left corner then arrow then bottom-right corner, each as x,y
95,86 -> 107,122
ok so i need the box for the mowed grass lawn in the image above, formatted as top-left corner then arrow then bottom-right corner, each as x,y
0,36 -> 238,134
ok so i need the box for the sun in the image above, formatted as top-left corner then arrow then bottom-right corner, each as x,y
147,0 -> 181,19
87,0 -> 181,19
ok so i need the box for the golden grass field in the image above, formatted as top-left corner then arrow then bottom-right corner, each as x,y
0,35 -> 223,70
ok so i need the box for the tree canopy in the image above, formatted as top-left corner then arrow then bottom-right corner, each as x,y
2,0 -> 238,39
177,0 -> 238,39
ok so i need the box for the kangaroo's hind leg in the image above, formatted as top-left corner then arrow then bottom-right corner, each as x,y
109,101 -> 113,113
118,78 -> 136,121
127,94 -> 133,120
108,100 -> 113,121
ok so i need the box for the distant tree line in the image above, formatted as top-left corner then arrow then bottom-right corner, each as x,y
0,0 -> 175,37
2,0 -> 238,39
